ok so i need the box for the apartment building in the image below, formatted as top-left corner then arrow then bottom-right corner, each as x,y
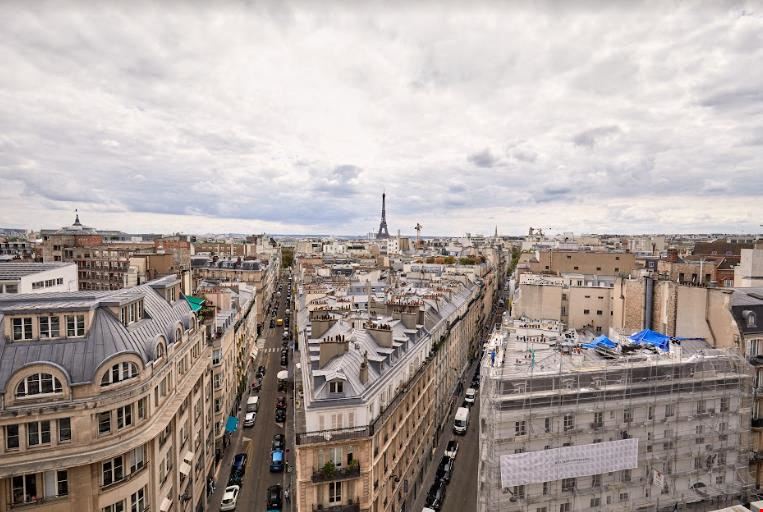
192,256 -> 279,335
293,269 -> 486,512
0,263 -> 78,294
735,243 -> 763,288
525,250 -> 636,277
478,318 -> 753,512
0,276 -> 214,512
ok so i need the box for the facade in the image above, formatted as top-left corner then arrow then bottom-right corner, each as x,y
478,317 -> 753,512
0,263 -> 78,294
293,268 -> 487,512
525,250 -> 636,277
0,276 -> 214,512
735,243 -> 763,288
0,238 -> 36,261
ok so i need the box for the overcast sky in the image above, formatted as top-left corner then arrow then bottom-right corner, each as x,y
1,1 -> 762,236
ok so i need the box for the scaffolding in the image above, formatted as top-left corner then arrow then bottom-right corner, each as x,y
478,317 -> 754,512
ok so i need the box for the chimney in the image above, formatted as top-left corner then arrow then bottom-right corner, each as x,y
310,310 -> 336,338
400,308 -> 420,329
359,351 -> 369,385
666,248 -> 679,263
319,335 -> 348,369
367,322 -> 393,347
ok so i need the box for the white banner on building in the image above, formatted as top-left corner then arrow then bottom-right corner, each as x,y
652,469 -> 665,489
499,438 -> 639,488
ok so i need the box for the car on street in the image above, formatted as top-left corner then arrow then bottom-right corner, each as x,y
464,387 -> 477,405
275,408 -> 287,423
282,330 -> 289,340
220,485 -> 240,511
266,484 -> 283,511
278,379 -> 287,392
231,453 -> 248,474
445,440 -> 459,459
436,455 -> 454,483
244,411 -> 256,427
257,366 -> 266,378
227,470 -> 243,486
270,449 -> 284,472
425,480 -> 447,510
280,353 -> 288,367
276,396 -> 287,410
471,378 -> 480,389
272,434 -> 285,451
270,319 -> 275,328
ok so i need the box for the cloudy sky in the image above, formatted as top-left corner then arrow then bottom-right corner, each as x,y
1,1 -> 761,236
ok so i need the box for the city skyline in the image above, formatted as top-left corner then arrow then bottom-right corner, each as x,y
1,2 -> 762,235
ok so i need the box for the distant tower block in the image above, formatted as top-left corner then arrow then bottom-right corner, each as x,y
376,193 -> 390,239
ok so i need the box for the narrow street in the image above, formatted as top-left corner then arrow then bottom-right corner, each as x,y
208,274 -> 294,512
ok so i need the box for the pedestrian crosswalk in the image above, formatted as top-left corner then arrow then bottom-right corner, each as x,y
262,347 -> 286,353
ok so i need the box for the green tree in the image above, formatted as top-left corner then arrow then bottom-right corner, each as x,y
281,247 -> 294,268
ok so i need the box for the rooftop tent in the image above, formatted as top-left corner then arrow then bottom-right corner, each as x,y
581,335 -> 617,350
628,329 -> 671,352
185,295 -> 205,313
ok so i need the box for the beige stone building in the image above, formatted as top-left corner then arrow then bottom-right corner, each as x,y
525,249 -> 636,276
293,269 -> 487,512
0,276 -> 214,512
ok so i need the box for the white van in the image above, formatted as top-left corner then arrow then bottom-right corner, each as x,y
246,396 -> 259,413
453,407 -> 469,435
464,387 -> 477,405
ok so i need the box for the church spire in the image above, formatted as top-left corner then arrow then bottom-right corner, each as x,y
73,209 -> 81,227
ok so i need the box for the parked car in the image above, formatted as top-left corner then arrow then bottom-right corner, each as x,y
276,396 -> 287,410
425,480 -> 447,510
231,453 -> 248,474
244,411 -> 256,427
270,319 -> 275,328
436,455 -> 454,483
471,378 -> 480,389
270,449 -> 284,472
272,434 -> 285,451
464,387 -> 477,405
275,408 -> 287,423
220,485 -> 240,511
227,470 -> 243,487
278,379 -> 287,392
257,366 -> 266,378
445,440 -> 459,459
280,354 -> 288,367
266,484 -> 283,511
282,330 -> 289,340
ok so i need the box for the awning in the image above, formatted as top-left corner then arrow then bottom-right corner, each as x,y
184,296 -> 205,313
179,461 -> 191,476
277,370 -> 289,380
160,497 -> 173,512
183,451 -> 194,463
225,415 -> 239,433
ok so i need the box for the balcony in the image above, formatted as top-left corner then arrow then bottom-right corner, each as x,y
312,462 -> 361,483
312,501 -> 360,512
752,418 -> 763,429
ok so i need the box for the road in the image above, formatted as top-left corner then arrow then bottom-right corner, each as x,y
209,274 -> 294,512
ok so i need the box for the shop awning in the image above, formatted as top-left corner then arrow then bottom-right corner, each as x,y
179,461 -> 191,476
183,451 -> 194,463
160,497 -> 173,512
225,415 -> 239,433
185,296 -> 205,313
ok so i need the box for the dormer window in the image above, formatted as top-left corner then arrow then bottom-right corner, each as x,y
120,300 -> 144,327
65,315 -> 85,337
39,316 -> 61,339
101,362 -> 139,387
16,373 -> 63,398
744,310 -> 758,329
329,381 -> 344,394
156,342 -> 166,360
12,317 -> 33,341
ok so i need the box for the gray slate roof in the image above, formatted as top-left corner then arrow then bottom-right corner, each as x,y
0,262 -> 75,280
0,281 -> 192,393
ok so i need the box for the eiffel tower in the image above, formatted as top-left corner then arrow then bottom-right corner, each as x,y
376,193 -> 390,239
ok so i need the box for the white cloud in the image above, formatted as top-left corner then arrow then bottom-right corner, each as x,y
0,1 -> 761,236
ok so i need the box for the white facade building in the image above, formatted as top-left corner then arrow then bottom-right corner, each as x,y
0,262 -> 78,294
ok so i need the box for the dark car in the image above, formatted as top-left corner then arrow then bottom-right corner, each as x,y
276,396 -> 287,410
272,434 -> 285,451
471,378 -> 480,389
232,453 -> 248,474
227,469 -> 244,487
275,408 -> 287,423
436,455 -> 454,483
425,480 -> 447,510
270,319 -> 275,328
280,355 -> 288,367
266,484 -> 283,511
277,379 -> 287,392
257,366 -> 266,378
269,449 -> 284,472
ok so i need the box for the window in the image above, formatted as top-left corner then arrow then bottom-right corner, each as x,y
624,409 -> 632,423
56,470 -> 68,496
103,501 -> 125,512
12,474 -> 38,505
593,412 -> 603,428
619,492 -> 628,502
596,310 -> 603,315
590,497 -> 600,507
721,397 -> 730,412
573,266 -> 579,270
542,482 -> 549,495
138,397 -> 147,420
12,317 -> 33,341
27,420 -> 51,446
117,405 -> 133,430
6,424 -> 19,449
16,372 -> 63,398
328,481 -> 342,504
583,309 -> 590,315
513,485 -> 525,498
58,418 -> 71,443
131,487 -> 146,512
329,381 -> 344,393
39,316 -> 60,338
621,469 -> 631,482
716,475 -> 725,485
130,446 -> 145,473
102,362 -> 139,386
156,343 -> 165,359
559,503 -> 570,512
648,406 -> 654,420
544,417 -> 552,433
563,414 -> 574,431
212,349 -> 222,365
98,412 -> 111,435
665,404 -> 674,417
515,420 -> 526,436
694,456 -> 702,470
102,456 -> 124,486
592,474 -> 601,487
66,315 -> 85,337
697,400 -> 706,414
561,478 -> 575,492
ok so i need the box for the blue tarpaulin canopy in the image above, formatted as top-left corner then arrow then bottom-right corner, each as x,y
225,416 -> 239,433
582,335 -> 617,350
628,329 -> 672,352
